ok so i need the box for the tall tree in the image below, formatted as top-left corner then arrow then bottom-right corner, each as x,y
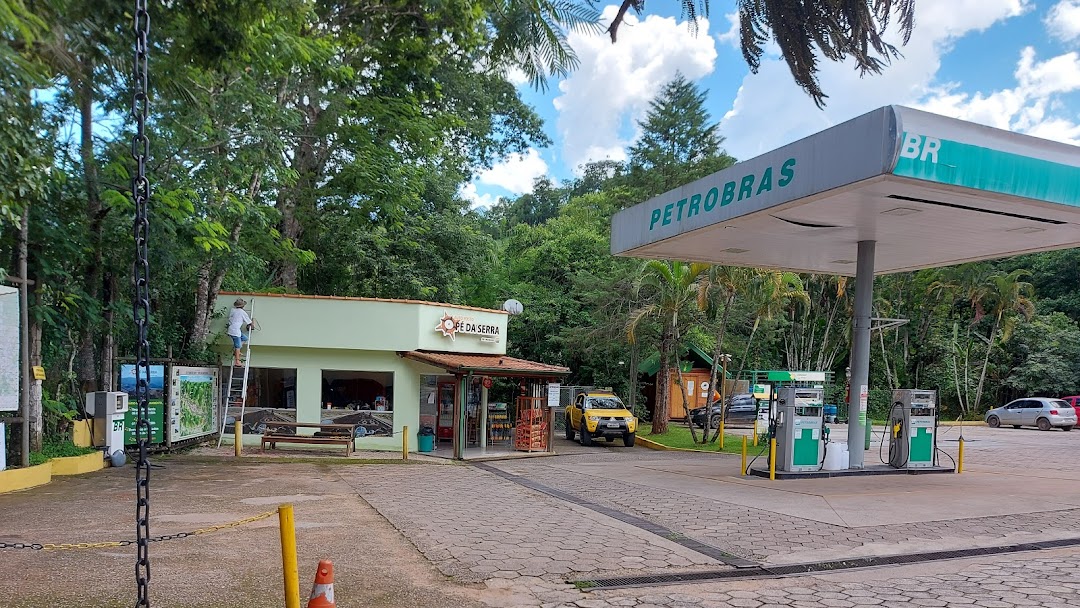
627,73 -> 735,196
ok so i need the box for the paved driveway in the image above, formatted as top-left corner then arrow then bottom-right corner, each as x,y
3,424 -> 1080,607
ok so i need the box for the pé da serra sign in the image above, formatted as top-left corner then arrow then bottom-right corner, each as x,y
436,312 -> 501,343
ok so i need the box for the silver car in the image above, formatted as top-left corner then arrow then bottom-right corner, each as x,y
985,398 -> 1077,431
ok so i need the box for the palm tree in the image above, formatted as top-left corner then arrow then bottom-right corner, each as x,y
603,0 -> 916,107
972,269 -> 1036,412
487,0 -> 603,91
696,265 -> 756,442
627,260 -> 708,435
735,270 -> 809,379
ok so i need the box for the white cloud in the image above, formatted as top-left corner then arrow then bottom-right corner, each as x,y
917,46 -> 1080,145
715,12 -> 739,48
459,183 -> 499,209
475,148 -> 549,194
719,0 -> 1033,160
553,6 -> 719,171
1047,0 -> 1080,42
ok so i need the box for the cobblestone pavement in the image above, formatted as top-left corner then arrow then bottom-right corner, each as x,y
335,463 -> 720,583
517,550 -> 1080,607
490,431 -> 1080,565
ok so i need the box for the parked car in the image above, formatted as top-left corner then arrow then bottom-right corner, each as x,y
1060,396 -> 1080,420
564,390 -> 637,447
690,393 -> 757,429
985,398 -> 1077,431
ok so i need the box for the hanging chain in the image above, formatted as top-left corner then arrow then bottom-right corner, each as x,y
131,0 -> 152,606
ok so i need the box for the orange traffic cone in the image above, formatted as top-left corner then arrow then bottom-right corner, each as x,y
307,560 -> 335,608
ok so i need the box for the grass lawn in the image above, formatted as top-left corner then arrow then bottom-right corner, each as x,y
640,422 -> 759,455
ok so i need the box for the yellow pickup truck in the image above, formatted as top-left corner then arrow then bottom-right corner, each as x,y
564,390 -> 637,447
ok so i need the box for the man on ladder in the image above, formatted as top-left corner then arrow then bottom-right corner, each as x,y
228,298 -> 254,367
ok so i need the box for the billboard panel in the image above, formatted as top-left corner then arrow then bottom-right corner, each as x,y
118,363 -> 166,445
0,285 -> 18,412
169,366 -> 219,443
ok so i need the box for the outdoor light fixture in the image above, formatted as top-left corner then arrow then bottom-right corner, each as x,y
722,247 -> 749,253
881,206 -> 921,217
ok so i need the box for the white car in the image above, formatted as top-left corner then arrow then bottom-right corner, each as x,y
985,398 -> 1077,431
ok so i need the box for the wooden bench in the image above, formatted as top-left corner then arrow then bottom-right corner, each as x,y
260,422 -> 357,456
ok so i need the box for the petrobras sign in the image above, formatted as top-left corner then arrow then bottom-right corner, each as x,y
647,158 -> 797,231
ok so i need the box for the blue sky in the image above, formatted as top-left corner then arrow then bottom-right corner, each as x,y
462,0 -> 1080,207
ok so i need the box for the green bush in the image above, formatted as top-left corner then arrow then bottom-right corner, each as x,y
28,439 -> 98,466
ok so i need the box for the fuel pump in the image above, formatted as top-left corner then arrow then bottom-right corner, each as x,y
887,389 -> 937,468
774,387 -> 826,472
85,391 -> 129,462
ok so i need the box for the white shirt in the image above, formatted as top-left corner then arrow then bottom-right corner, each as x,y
227,307 -> 252,337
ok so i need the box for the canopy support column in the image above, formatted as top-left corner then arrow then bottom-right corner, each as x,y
846,240 -> 875,469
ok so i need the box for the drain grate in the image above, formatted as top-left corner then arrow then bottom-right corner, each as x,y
574,536 -> 1080,590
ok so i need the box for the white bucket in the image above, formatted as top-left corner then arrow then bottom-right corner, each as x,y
823,442 -> 845,471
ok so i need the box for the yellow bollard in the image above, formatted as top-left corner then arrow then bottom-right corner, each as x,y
769,438 -> 777,481
753,419 -> 758,447
402,425 -> 409,461
741,436 -> 747,476
957,438 -> 964,474
278,504 -> 301,608
719,415 -> 725,450
234,423 -> 242,457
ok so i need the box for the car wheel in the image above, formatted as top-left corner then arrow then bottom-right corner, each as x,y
709,414 -> 722,429
986,415 -> 1000,428
1063,426 -> 1074,432
580,424 -> 593,446
624,432 -> 636,447
564,416 -> 574,441
1037,417 -> 1052,431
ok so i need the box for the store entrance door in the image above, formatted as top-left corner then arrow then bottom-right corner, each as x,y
436,381 -> 456,442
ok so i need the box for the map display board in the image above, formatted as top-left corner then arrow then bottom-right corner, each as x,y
168,366 -> 219,443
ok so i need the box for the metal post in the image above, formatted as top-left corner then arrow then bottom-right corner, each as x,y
18,205 -> 30,466
719,355 -> 727,449
234,423 -> 241,457
846,240 -> 876,469
278,504 -> 301,608
769,438 -> 776,480
402,425 -> 408,460
741,436 -> 747,475
957,438 -> 964,474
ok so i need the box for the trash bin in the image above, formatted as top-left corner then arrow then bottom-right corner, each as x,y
417,426 -> 435,453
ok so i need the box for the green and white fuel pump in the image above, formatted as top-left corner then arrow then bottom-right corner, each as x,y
773,387 -> 826,472
888,389 -> 937,468
85,391 -> 129,463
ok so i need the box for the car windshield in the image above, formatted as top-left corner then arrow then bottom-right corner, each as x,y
585,396 -> 625,410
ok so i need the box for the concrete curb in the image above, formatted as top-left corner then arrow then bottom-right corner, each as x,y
0,452 -> 104,494
635,436 -> 724,454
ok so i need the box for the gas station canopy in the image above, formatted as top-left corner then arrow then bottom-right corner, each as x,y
611,106 -> 1080,276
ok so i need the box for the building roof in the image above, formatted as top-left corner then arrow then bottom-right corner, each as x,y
401,351 -> 570,378
611,105 -> 1080,276
638,344 -> 717,376
220,291 -> 507,316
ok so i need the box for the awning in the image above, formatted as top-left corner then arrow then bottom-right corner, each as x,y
401,351 -> 570,378
638,344 -> 716,376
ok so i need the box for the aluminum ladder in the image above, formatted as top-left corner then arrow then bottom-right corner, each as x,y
218,299 -> 254,447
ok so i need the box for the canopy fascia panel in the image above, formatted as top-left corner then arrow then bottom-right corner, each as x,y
610,106 -> 1080,276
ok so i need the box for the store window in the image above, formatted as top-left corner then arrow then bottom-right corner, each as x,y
319,370 -> 395,438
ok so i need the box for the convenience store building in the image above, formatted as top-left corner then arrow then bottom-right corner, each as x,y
214,292 -> 569,459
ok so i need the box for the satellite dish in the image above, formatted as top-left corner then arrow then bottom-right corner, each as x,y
502,299 -> 524,315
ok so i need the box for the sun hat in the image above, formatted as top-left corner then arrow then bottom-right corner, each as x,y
234,298 -> 247,307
